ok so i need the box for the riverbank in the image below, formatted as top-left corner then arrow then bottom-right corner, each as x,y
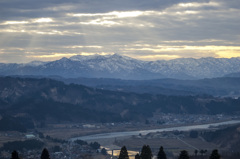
70,120 -> 240,141
70,120 -> 240,159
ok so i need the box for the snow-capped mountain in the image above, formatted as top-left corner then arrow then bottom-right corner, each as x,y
0,54 -> 240,80
70,54 -> 146,72
146,57 -> 240,79
24,61 -> 48,66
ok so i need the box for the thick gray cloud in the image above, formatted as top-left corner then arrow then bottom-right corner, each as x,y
0,0 -> 239,63
0,0 -> 211,21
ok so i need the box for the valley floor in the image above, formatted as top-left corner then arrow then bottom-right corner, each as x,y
1,117 -> 240,159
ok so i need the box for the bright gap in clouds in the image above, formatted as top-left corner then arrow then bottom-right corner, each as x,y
178,2 -> 220,8
0,0 -> 239,63
70,11 -> 144,18
3,21 -> 29,25
1,18 -> 53,26
134,54 -> 181,61
34,18 -> 53,23
27,53 -> 78,61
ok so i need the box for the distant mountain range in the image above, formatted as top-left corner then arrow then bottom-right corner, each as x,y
1,54 -> 240,79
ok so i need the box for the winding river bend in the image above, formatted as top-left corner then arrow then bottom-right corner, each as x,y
70,120 -> 240,141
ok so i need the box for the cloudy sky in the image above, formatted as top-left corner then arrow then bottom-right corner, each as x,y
0,0 -> 240,63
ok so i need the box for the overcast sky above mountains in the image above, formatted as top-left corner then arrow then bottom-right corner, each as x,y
0,0 -> 240,63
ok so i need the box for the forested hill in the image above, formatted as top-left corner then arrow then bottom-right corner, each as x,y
50,76 -> 240,97
0,77 -> 240,123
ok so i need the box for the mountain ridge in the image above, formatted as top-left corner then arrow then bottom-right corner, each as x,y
1,54 -> 240,80
50,76 -> 240,97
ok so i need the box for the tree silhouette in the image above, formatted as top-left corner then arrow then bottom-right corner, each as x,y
11,150 -> 20,159
204,149 -> 208,155
119,146 -> 129,159
135,153 -> 140,159
41,148 -> 50,159
194,149 -> 198,156
140,145 -> 152,159
209,149 -> 221,159
101,148 -> 107,155
157,146 -> 166,159
178,150 -> 189,159
90,142 -> 100,149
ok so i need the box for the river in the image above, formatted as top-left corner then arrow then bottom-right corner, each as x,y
70,120 -> 240,141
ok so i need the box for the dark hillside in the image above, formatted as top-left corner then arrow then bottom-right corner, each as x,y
202,124 -> 240,151
0,77 -> 240,124
56,77 -> 240,97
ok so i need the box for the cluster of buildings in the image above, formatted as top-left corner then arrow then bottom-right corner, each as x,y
0,141 -> 108,159
150,113 -> 239,125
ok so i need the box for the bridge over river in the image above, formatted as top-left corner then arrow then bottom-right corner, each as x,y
70,120 -> 240,158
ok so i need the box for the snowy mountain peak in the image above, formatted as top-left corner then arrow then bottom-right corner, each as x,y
59,57 -> 70,61
1,54 -> 240,80
69,53 -> 137,62
109,53 -> 135,60
69,54 -> 107,61
111,53 -> 123,58
25,61 -> 48,66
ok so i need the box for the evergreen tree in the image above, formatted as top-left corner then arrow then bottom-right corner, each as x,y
209,149 -> 221,159
41,148 -> 50,159
101,148 -> 107,155
140,145 -> 152,159
204,150 -> 208,155
11,150 -> 20,159
178,150 -> 189,159
118,146 -> 129,159
157,146 -> 166,159
135,153 -> 140,159
194,150 -> 198,156
90,142 -> 101,149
